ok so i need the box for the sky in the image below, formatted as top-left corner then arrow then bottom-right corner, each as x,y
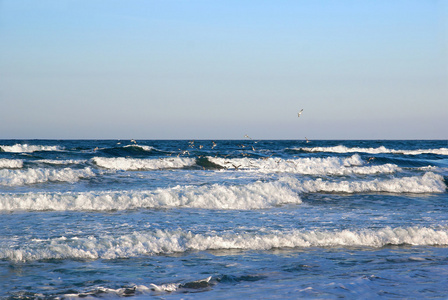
1,0 -> 447,140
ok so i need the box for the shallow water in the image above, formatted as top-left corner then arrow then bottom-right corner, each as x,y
1,140 -> 447,298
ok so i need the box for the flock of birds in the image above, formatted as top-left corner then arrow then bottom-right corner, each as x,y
106,108 -> 373,169
118,109 -> 310,170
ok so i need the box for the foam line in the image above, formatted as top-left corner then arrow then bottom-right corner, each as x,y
0,144 -> 62,153
2,227 -> 447,261
0,167 -> 96,186
1,172 -> 444,210
298,146 -> 448,155
208,155 -> 401,175
289,172 -> 447,193
92,157 -> 195,170
0,180 -> 302,211
0,159 -> 23,169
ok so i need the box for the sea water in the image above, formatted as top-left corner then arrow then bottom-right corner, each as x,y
0,140 -> 447,299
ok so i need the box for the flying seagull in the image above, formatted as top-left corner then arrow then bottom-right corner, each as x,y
298,109 -> 304,117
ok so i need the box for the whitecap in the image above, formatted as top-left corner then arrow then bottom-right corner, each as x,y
290,172 -> 446,194
0,144 -> 62,153
34,159 -> 87,165
2,227 -> 446,261
0,167 -> 96,186
209,155 -> 400,175
0,180 -> 302,211
124,144 -> 155,152
0,159 -> 23,169
298,145 -> 448,156
92,157 -> 195,170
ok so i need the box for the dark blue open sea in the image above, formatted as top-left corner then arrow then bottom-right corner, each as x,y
1,140 -> 447,299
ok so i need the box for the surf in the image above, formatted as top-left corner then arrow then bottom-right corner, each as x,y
3,226 -> 447,262
296,145 -> 448,156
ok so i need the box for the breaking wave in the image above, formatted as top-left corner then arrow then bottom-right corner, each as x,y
34,159 -> 87,166
1,172 -> 444,211
92,157 -> 195,170
209,154 -> 401,175
0,144 -> 63,153
282,172 -> 446,194
297,145 -> 448,156
2,227 -> 447,261
0,159 -> 23,169
0,180 -> 302,211
0,167 -> 96,186
59,276 -> 213,298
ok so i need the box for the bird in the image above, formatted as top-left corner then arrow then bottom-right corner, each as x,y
244,134 -> 259,143
232,164 -> 242,170
305,137 -> 310,143
298,109 -> 304,117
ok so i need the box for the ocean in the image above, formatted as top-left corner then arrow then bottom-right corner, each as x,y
0,139 -> 447,299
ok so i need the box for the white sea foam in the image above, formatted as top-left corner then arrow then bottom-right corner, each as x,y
0,167 -> 96,186
0,159 -> 23,169
60,276 -> 212,297
298,145 -> 448,155
0,180 -> 301,211
0,144 -> 62,153
92,157 -> 195,170
1,172 -> 444,210
281,172 -> 446,194
124,144 -> 154,152
2,227 -> 447,261
34,159 -> 87,165
209,155 -> 400,175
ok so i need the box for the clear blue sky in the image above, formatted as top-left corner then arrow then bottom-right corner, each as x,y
1,0 -> 447,139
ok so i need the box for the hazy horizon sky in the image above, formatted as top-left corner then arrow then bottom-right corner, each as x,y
1,0 -> 447,140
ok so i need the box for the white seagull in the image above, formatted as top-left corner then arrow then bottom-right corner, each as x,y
298,109 -> 304,117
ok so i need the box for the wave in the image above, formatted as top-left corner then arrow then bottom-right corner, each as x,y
95,144 -> 168,157
2,226 -> 447,261
92,157 -> 195,170
208,154 -> 401,175
1,172 -> 444,210
281,172 -> 446,194
59,276 -> 213,298
297,145 -> 448,156
0,180 -> 301,211
0,159 -> 23,169
0,144 -> 62,153
34,159 -> 87,166
124,144 -> 154,152
0,167 -> 96,186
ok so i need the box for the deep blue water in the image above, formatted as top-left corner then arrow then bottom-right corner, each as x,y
1,140 -> 447,299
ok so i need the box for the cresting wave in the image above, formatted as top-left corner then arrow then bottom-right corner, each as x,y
286,172 -> 447,194
297,145 -> 448,155
0,144 -> 62,153
59,276 -> 214,298
34,159 -> 87,166
209,154 -> 401,175
0,159 -> 23,169
91,154 -> 400,174
2,227 -> 447,261
0,180 -> 302,211
0,173 -> 444,211
92,157 -> 195,170
0,167 -> 96,186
